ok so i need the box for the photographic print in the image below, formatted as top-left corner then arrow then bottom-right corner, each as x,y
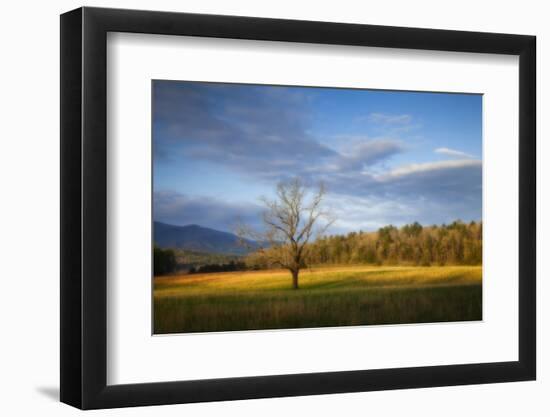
152,80 -> 482,335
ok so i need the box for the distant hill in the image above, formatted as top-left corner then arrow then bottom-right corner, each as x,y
154,222 -> 258,255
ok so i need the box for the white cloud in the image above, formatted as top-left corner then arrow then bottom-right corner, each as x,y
357,113 -> 420,135
334,139 -> 404,171
367,113 -> 413,125
325,194 -> 416,233
382,159 -> 481,180
435,147 -> 476,159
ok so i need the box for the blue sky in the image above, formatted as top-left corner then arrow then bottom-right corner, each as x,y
153,80 -> 482,234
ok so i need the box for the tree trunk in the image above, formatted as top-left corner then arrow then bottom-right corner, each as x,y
291,269 -> 299,289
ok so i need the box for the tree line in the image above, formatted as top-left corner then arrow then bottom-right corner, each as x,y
154,220 -> 482,277
154,245 -> 176,276
245,220 -> 482,269
188,260 -> 247,274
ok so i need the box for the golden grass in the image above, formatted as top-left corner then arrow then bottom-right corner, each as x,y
153,265 -> 482,334
155,265 -> 481,295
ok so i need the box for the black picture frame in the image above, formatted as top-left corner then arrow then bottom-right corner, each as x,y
60,6 -> 536,410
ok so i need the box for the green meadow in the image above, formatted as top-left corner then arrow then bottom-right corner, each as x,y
153,265 -> 482,334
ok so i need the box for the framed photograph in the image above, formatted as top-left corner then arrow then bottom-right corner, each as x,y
60,7 -> 536,409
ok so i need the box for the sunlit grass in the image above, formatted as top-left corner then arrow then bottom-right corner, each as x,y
154,265 -> 482,334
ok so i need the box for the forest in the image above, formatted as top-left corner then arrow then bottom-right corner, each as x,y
245,220 -> 482,269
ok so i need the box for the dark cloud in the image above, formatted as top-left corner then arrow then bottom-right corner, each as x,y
378,160 -> 481,199
335,139 -> 404,171
153,81 -> 335,173
153,190 -> 264,233
153,81 -> 408,185
303,158 -> 481,232
323,159 -> 481,205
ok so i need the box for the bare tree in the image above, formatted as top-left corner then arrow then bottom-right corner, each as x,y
237,178 -> 333,289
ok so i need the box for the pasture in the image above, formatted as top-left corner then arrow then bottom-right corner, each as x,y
153,265 -> 482,334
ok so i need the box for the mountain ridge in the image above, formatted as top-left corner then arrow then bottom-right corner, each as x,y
154,221 -> 257,255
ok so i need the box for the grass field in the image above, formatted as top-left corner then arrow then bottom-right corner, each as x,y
153,265 -> 482,334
